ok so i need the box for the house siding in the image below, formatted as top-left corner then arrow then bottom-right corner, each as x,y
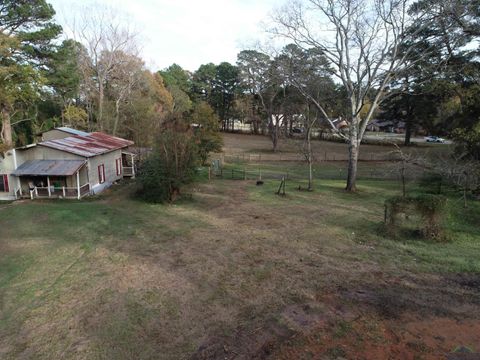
87,149 -> 123,194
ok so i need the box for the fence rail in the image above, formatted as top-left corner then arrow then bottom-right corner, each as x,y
213,165 -> 427,182
221,151 -> 401,163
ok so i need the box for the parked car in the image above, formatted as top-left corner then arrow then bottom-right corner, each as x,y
425,136 -> 446,143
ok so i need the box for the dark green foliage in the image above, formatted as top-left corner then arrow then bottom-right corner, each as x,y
191,102 -> 223,164
418,173 -> 444,194
451,126 -> 480,160
385,194 -> 447,241
137,126 -> 198,203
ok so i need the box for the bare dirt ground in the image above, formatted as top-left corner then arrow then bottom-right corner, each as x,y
0,179 -> 479,359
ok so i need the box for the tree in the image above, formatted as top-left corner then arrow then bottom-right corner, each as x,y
159,64 -> 193,114
72,5 -> 139,131
121,71 -> 173,147
190,102 -> 223,164
213,62 -> 239,131
272,0 -> 435,191
0,0 -> 61,147
137,116 -> 198,203
237,50 -> 286,152
103,51 -> 144,135
278,44 -> 337,190
46,39 -> 82,121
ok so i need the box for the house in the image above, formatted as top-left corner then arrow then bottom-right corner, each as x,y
0,128 -> 135,201
366,119 -> 406,133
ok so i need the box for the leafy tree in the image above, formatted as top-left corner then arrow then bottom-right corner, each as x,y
0,0 -> 61,147
159,64 -> 193,114
121,71 -> 173,147
237,50 -> 287,152
190,102 -> 223,164
62,105 -> 88,129
137,117 -> 198,203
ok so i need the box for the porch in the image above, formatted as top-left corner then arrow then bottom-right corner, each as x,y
12,160 -> 90,200
122,151 -> 136,178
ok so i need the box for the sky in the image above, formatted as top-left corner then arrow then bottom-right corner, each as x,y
49,0 -> 280,72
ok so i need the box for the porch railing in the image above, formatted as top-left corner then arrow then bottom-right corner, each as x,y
123,166 -> 134,177
30,184 -> 90,199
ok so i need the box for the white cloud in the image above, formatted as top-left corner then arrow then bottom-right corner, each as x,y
49,0 -> 279,71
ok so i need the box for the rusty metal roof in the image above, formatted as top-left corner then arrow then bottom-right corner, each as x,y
12,160 -> 86,176
38,132 -> 134,158
56,127 -> 90,137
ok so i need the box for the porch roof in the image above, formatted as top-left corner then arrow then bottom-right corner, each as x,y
12,160 -> 86,176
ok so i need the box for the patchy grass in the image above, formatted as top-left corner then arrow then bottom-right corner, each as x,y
0,167 -> 479,359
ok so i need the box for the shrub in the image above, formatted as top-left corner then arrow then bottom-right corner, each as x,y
137,128 -> 198,203
384,194 -> 447,241
418,173 -> 444,194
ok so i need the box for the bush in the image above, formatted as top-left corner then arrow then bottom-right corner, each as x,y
384,194 -> 447,241
418,173 -> 444,194
137,128 -> 198,203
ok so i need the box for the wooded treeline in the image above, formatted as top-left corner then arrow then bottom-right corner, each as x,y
1,0 -> 479,191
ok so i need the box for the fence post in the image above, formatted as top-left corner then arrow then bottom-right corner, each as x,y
63,186 -> 66,198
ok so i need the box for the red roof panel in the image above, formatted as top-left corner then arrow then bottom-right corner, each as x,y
38,132 -> 134,158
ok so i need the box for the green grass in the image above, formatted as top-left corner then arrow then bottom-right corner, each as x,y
0,166 -> 479,359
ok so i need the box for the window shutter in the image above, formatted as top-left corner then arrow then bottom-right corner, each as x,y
3,175 -> 9,192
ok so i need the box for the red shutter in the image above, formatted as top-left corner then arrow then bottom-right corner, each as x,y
3,175 -> 9,192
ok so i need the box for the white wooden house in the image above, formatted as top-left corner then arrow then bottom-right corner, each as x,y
0,128 -> 135,201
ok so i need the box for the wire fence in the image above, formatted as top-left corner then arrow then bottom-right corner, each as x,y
221,151 -> 401,163
211,164 -> 426,182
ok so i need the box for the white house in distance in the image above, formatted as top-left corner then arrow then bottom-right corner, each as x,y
0,127 -> 135,201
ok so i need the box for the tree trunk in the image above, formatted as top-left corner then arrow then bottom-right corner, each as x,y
346,137 -> 359,192
113,99 -> 121,136
307,127 -> 313,191
404,118 -> 412,146
1,107 -> 13,147
98,82 -> 104,131
269,114 -> 279,152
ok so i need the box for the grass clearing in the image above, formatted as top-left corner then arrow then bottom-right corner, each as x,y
0,161 -> 479,359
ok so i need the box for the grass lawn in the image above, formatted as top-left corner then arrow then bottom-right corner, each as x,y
0,164 -> 479,359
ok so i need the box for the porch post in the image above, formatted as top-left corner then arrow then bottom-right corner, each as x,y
76,170 -> 81,199
47,176 -> 51,197
131,154 -> 135,178
62,186 -> 66,198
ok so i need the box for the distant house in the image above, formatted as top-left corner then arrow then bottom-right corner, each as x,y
366,119 -> 405,133
0,128 -> 135,201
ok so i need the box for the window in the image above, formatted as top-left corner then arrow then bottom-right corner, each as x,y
0,175 -> 9,192
98,164 -> 105,184
115,158 -> 122,176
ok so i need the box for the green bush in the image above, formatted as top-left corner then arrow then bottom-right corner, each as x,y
137,129 -> 198,203
385,194 -> 447,241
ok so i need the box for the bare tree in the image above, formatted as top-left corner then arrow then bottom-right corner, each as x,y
103,51 -> 144,135
437,155 -> 480,208
271,0 -> 434,191
69,5 -> 139,131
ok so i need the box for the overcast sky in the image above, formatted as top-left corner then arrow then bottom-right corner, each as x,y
49,0 -> 280,72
